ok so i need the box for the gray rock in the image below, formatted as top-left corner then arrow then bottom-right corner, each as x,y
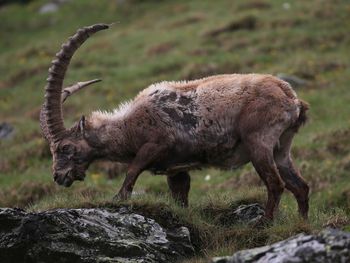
212,228 -> 350,263
39,2 -> 58,13
277,73 -> 308,88
0,207 -> 194,262
216,203 -> 265,226
0,122 -> 14,139
38,0 -> 70,14
231,204 -> 265,224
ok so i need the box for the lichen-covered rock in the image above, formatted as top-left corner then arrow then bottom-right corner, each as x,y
0,207 -> 194,262
0,122 -> 14,140
231,204 -> 265,224
212,228 -> 350,263
215,204 -> 265,227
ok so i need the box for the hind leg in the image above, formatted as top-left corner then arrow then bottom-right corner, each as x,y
275,130 -> 309,219
244,134 -> 285,221
167,171 -> 191,207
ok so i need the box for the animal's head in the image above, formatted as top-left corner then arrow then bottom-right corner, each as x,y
40,24 -> 109,187
48,117 -> 95,187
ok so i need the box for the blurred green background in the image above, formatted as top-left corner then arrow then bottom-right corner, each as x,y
0,0 -> 350,260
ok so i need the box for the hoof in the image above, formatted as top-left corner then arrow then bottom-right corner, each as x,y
112,194 -> 122,202
300,212 -> 309,221
113,190 -> 131,202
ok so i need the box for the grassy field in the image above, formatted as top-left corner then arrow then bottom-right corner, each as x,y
1,0 -> 350,261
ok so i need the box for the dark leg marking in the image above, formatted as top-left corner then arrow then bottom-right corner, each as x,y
274,130 -> 309,219
245,138 -> 285,221
167,171 -> 191,207
276,159 -> 309,219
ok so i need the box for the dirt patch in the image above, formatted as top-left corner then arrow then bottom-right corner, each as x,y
340,155 -> 350,172
312,3 -> 337,19
0,159 -> 10,173
292,146 -> 326,161
0,81 -> 7,89
188,48 -> 214,56
85,41 -> 114,52
147,41 -> 177,56
325,129 -> 350,156
319,61 -> 346,72
292,60 -> 346,81
310,128 -> 350,159
238,1 -> 271,10
25,106 -> 41,121
0,182 -> 58,208
169,13 -> 205,28
269,18 -> 304,29
203,16 -> 257,37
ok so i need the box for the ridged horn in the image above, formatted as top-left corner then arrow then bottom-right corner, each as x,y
40,79 -> 102,141
61,79 -> 101,103
42,24 -> 109,143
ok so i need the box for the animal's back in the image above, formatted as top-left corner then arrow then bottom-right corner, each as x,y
135,74 -> 297,139
126,74 -> 299,170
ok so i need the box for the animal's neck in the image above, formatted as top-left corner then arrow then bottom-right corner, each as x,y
87,113 -> 134,163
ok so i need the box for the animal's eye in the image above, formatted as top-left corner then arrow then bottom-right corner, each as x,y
75,158 -> 84,164
61,145 -> 74,154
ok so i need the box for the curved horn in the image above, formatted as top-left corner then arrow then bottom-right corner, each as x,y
40,79 -> 102,141
61,79 -> 101,103
43,24 -> 109,143
40,103 -> 50,141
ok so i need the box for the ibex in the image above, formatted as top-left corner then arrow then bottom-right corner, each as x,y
40,24 -> 309,222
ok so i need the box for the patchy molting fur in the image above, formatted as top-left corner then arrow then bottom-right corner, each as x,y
90,101 -> 133,128
88,74 -> 300,170
83,73 -> 309,220
42,24 -> 309,221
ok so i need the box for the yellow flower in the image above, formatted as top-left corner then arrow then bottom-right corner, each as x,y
91,173 -> 103,184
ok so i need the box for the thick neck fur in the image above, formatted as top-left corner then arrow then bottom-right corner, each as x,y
85,109 -> 134,163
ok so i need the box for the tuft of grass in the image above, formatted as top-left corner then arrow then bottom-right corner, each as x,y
0,181 -> 57,208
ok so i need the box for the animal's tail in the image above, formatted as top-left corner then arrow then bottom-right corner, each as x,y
293,99 -> 309,132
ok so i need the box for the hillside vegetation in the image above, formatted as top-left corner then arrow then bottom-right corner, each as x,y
1,0 -> 350,261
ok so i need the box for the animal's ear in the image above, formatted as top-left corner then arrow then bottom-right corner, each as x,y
77,115 -> 86,136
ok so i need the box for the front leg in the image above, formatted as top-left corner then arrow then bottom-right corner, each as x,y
167,171 -> 191,207
114,142 -> 167,201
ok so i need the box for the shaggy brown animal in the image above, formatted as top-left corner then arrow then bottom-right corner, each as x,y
40,24 -> 309,222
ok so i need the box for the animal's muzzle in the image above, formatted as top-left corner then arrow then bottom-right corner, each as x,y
53,171 -> 74,187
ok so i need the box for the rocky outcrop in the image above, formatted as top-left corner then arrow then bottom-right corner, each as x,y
213,203 -> 265,227
212,228 -> 350,263
0,122 -> 14,140
0,207 -> 194,263
229,204 -> 264,224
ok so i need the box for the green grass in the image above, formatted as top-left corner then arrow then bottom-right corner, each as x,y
1,0 -> 350,261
